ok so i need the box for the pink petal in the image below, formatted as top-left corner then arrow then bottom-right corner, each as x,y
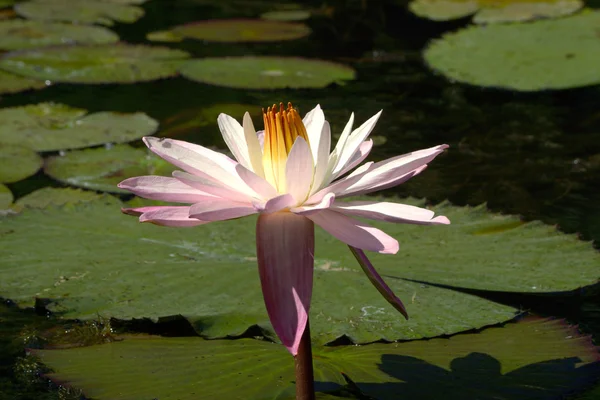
291,192 -> 335,216
243,112 -> 265,177
122,206 -> 207,227
189,198 -> 256,222
173,170 -> 251,203
117,176 -> 214,203
307,210 -> 399,254
330,139 -> 373,181
332,201 -> 450,225
285,137 -> 314,203
254,194 -> 296,214
256,212 -> 315,355
348,246 -> 408,319
343,165 -> 428,197
235,164 -> 278,199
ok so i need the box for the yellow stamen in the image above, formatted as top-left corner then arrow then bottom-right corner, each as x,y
262,102 -> 309,191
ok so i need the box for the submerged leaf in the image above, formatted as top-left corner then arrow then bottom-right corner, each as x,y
0,103 -> 158,151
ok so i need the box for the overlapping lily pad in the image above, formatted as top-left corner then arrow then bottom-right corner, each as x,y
0,103 -> 158,151
424,11 -> 600,91
0,144 -> 42,183
0,184 -> 12,209
179,57 -> 356,89
34,318 -> 600,400
0,44 -> 191,84
0,20 -> 119,50
147,19 -> 311,43
44,145 -> 176,193
409,0 -> 583,23
14,187 -> 102,210
15,0 -> 145,26
0,69 -> 46,95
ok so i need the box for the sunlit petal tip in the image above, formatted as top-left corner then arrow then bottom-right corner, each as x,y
432,215 -> 451,224
380,239 -> 399,255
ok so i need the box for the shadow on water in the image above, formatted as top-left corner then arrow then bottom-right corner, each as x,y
349,353 -> 600,400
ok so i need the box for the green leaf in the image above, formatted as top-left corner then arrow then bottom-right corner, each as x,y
14,187 -> 102,210
44,145 -> 176,193
423,10 -> 600,91
153,19 -> 311,43
33,318 -> 600,400
0,183 -> 12,209
0,0 -> 14,8
260,10 -> 311,21
0,144 -> 42,183
0,44 -> 191,84
179,56 -> 356,89
0,20 -> 118,50
0,69 -> 46,95
409,0 -> 478,21
0,196 -> 517,344
0,103 -> 158,151
14,0 -> 144,26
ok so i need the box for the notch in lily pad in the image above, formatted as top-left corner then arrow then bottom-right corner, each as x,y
147,19 -> 311,43
0,103 -> 158,151
0,44 -> 191,84
179,56 -> 356,89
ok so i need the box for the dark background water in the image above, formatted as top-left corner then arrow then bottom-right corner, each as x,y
1,0 -> 600,398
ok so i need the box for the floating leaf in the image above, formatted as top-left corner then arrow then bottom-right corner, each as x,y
260,10 -> 311,21
15,0 -> 144,26
14,187 -> 102,210
34,318 -> 600,400
0,183 -> 12,209
0,20 -> 118,50
0,44 -> 190,84
44,145 -> 176,193
0,103 -> 158,151
423,11 -> 600,91
409,0 -> 583,23
153,19 -> 311,43
0,144 -> 42,183
145,29 -> 183,43
179,57 -> 356,89
0,69 -> 46,95
0,196 -> 518,345
0,0 -> 14,8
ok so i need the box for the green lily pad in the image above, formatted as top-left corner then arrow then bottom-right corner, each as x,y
44,145 -> 176,193
0,196 -> 518,345
153,19 -> 311,43
15,0 -> 144,26
0,144 -> 42,183
0,44 -> 191,84
0,103 -> 158,151
14,187 -> 102,210
0,20 -> 119,50
0,69 -> 46,95
0,0 -> 14,8
409,0 -> 583,23
179,57 -> 356,89
0,184 -> 12,209
260,10 -> 311,21
423,10 -> 600,91
33,318 -> 599,400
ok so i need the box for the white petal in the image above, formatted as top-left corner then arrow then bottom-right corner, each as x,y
341,165 -> 428,197
331,139 -> 373,181
332,110 -> 382,177
285,137 -> 314,204
235,164 -> 277,200
302,104 -> 325,161
117,176 -> 214,203
310,121 -> 332,195
173,170 -> 251,203
291,192 -> 335,216
217,113 -> 252,170
189,198 -> 256,221
243,112 -> 265,177
328,112 -> 354,172
307,210 -> 399,254
332,201 -> 450,225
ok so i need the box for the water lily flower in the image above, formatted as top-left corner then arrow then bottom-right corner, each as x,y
119,103 -> 449,355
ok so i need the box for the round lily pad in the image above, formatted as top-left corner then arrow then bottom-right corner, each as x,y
423,11 -> 600,91
409,0 -> 583,23
0,69 -> 46,95
14,187 -> 102,210
179,56 -> 356,89
0,183 -> 12,209
0,144 -> 42,183
0,103 -> 158,151
44,145 -> 176,193
173,19 -> 310,42
0,20 -> 119,50
0,44 -> 191,84
15,0 -> 144,26
260,10 -> 311,21
33,318 -> 600,400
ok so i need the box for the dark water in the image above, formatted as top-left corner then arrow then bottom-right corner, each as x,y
2,0 -> 600,398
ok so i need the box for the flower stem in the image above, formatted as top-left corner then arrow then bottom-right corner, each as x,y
294,318 -> 315,400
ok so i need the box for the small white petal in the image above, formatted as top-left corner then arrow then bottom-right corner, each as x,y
302,104 -> 325,161
309,121 -> 331,195
285,137 -> 314,204
217,114 -> 252,170
243,112 -> 265,177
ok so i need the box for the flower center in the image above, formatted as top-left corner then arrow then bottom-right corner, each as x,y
262,102 -> 309,191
